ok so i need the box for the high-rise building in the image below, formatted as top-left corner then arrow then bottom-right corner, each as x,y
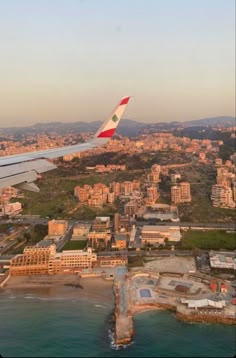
114,213 -> 120,232
211,185 -> 235,208
180,182 -> 191,202
171,186 -> 181,204
171,182 -> 191,204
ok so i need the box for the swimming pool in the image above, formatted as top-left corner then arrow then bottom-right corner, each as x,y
140,288 -> 152,298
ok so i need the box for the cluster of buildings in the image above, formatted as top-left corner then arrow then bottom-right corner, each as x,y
92,164 -> 126,173
74,180 -> 141,208
74,183 -> 115,207
99,134 -> 224,158
9,217 -> 130,276
0,132 -> 90,157
0,187 -> 23,217
211,157 -> 236,209
0,130 -> 225,164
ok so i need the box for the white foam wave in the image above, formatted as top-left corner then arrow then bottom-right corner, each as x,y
95,304 -> 106,308
24,296 -> 66,301
108,329 -> 134,350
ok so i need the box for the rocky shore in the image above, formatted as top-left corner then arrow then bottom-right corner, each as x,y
176,312 -> 236,325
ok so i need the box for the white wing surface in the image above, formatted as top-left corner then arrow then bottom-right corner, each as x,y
0,96 -> 130,191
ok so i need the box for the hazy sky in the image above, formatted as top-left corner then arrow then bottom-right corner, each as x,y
0,0 -> 235,127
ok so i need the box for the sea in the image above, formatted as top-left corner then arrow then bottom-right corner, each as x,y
0,290 -> 235,358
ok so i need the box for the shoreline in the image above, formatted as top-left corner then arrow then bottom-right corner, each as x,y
1,274 -> 114,304
2,274 -> 235,334
131,303 -> 236,326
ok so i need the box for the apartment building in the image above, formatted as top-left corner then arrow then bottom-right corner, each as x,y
146,186 -> 159,205
171,182 -> 191,204
74,187 -> 90,202
180,182 -> 191,202
171,186 -> 181,204
110,182 -> 121,197
124,200 -> 138,217
211,185 -> 235,208
0,202 -> 22,216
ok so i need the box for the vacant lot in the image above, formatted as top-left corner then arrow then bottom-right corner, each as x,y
181,230 -> 236,250
130,256 -> 196,274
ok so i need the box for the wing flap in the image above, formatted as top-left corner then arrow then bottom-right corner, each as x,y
0,170 -> 38,190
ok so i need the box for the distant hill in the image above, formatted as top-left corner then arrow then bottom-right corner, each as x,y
183,116 -> 235,127
0,116 -> 235,137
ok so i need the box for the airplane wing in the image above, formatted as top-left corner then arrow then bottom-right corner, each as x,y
0,96 -> 130,192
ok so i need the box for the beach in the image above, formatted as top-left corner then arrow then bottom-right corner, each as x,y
2,274 -> 114,303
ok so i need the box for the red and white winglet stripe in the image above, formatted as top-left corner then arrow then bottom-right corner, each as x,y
97,96 -> 130,138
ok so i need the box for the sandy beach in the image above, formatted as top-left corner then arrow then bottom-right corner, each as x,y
2,274 -> 114,304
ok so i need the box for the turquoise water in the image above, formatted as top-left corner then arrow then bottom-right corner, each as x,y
0,291 -> 235,358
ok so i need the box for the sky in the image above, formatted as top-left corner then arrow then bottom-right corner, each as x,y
0,0 -> 235,127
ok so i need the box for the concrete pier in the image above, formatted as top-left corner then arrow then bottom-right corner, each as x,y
114,267 -> 134,345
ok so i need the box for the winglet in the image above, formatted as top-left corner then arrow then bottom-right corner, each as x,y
94,96 -> 130,139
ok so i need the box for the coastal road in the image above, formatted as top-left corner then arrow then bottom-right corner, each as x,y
1,217 -> 235,230
98,249 -> 193,257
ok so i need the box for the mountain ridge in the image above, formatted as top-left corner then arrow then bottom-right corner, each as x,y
0,116 -> 235,137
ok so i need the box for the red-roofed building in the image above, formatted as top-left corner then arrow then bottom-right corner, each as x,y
210,282 -> 217,292
220,283 -> 228,293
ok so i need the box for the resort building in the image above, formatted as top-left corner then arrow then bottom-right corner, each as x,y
10,245 -> 97,275
10,244 -> 57,276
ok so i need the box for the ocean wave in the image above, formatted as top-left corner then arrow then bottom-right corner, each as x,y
108,329 -> 134,350
23,296 -> 66,301
95,304 -> 106,308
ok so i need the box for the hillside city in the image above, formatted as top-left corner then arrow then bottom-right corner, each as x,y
0,121 -> 236,344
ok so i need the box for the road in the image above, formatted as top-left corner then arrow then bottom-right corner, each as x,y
1,217 -> 235,230
98,249 -> 193,257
